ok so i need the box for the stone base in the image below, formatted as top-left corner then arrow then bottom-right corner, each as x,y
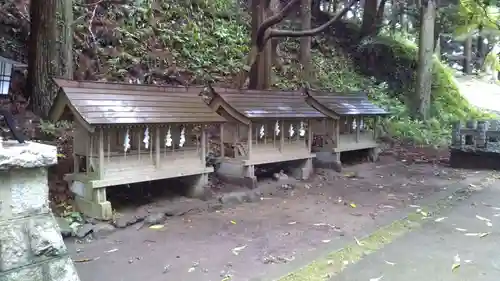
313,151 -> 342,172
74,195 -> 113,221
450,148 -> 500,170
0,213 -> 80,281
290,158 -> 313,180
216,162 -> 257,189
181,173 -> 212,198
368,147 -> 380,162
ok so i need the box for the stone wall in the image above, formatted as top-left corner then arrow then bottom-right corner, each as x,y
0,142 -> 80,281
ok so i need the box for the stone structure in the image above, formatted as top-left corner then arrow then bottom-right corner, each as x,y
450,119 -> 500,170
451,119 -> 500,150
0,141 -> 80,281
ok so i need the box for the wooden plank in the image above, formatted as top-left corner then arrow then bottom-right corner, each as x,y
82,111 -> 221,119
90,165 -> 214,188
76,106 -> 217,114
244,151 -> 315,166
67,93 -> 209,103
86,116 -> 225,125
70,100 -> 215,108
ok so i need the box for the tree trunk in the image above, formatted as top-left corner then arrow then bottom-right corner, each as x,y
477,26 -> 485,67
28,0 -> 59,117
463,35 -> 473,74
415,0 -> 436,120
300,0 -> 312,82
360,0 -> 378,36
249,0 -> 272,89
57,0 -> 74,79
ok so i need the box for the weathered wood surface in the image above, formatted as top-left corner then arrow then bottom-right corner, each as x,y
50,79 -> 226,126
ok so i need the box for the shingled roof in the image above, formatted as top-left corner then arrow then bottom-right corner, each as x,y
207,87 -> 325,124
49,79 -> 225,131
305,89 -> 389,117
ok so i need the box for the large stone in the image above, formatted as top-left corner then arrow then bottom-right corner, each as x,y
28,215 -> 67,257
0,221 -> 31,271
45,257 -> 80,281
0,141 -> 80,281
0,265 -> 44,281
8,168 -> 50,216
0,142 -> 57,170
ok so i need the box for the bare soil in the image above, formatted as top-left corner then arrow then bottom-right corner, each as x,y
66,149 -> 477,281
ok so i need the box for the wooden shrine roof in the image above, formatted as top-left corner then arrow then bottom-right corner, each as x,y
305,89 -> 389,117
208,87 -> 325,123
49,79 -> 225,131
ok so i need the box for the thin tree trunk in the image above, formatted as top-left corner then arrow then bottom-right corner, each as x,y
57,0 -> 74,79
28,0 -> 59,117
300,0 -> 312,82
415,0 -> 436,120
463,35 -> 473,74
360,0 -> 378,36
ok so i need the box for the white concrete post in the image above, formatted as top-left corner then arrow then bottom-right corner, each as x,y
0,141 -> 80,281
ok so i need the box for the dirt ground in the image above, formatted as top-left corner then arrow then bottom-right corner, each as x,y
66,147 -> 479,281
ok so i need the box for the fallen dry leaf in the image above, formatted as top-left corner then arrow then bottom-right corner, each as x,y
434,217 -> 447,222
288,221 -> 297,225
104,248 -> 118,253
230,220 -> 237,225
369,276 -> 383,281
73,257 -> 99,263
149,225 -> 164,230
384,260 -> 396,266
231,245 -> 247,256
321,240 -> 331,243
455,228 -> 467,232
476,215 -> 490,222
452,254 -> 461,271
354,236 -> 364,246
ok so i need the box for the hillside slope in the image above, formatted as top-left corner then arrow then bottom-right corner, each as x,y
0,0 -> 490,144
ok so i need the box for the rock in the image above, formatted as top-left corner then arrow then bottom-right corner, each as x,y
112,214 -> 144,228
280,184 -> 294,190
0,141 -> 57,170
207,203 -> 223,212
112,218 -> 129,228
56,217 -> 73,238
92,223 -> 116,238
272,170 -> 289,181
76,223 -> 94,238
219,191 -> 258,205
144,213 -> 166,225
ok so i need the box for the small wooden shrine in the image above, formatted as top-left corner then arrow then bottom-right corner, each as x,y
205,87 -> 326,187
49,79 -> 225,219
304,89 -> 389,164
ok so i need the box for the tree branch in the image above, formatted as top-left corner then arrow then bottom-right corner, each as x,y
255,0 -> 301,51
264,0 -> 358,41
